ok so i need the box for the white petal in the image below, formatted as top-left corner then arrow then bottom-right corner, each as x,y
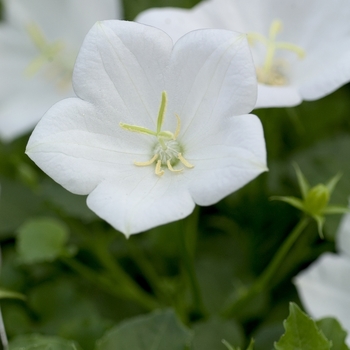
26,98 -> 153,195
185,114 -> 267,205
87,175 -> 195,237
294,253 -> 350,344
255,84 -> 302,109
3,0 -> 120,45
164,28 -> 257,142
73,20 -> 173,129
337,212 -> 350,257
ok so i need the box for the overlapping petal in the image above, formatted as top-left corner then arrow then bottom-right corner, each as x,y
295,211 -> 350,344
27,20 -> 266,236
136,0 -> 350,108
0,0 -> 121,142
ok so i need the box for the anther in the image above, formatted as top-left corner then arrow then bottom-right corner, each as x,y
167,160 -> 183,173
177,153 -> 194,168
134,154 -> 158,167
155,160 -> 165,176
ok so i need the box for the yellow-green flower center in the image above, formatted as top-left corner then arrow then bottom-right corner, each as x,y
24,22 -> 75,91
248,19 -> 305,86
119,91 -> 194,177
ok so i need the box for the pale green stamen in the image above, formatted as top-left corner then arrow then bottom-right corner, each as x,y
24,22 -> 74,91
119,91 -> 194,176
248,19 -> 305,85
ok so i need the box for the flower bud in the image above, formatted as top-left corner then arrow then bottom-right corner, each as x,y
304,184 -> 330,216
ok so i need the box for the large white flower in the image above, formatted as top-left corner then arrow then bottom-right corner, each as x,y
136,0 -> 350,109
0,0 -> 122,142
294,212 -> 350,344
25,20 -> 267,237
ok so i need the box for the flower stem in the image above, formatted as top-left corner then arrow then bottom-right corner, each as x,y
126,239 -> 167,302
179,207 -> 207,319
61,256 -> 158,311
222,216 -> 310,318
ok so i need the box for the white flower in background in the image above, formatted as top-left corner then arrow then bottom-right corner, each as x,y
26,20 -> 267,237
294,210 -> 350,344
136,0 -> 350,109
0,0 -> 122,142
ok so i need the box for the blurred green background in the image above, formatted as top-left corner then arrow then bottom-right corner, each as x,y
0,0 -> 350,349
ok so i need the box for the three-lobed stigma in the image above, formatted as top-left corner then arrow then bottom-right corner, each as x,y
119,91 -> 194,177
24,22 -> 74,91
248,19 -> 305,86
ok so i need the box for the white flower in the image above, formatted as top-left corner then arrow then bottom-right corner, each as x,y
294,211 -> 350,344
0,0 -> 122,142
26,20 -> 267,237
136,0 -> 350,109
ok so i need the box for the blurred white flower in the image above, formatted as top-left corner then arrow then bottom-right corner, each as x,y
0,0 -> 122,142
136,0 -> 350,109
26,20 -> 267,237
294,210 -> 350,344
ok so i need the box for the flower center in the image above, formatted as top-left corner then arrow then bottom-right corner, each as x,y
119,91 -> 194,177
24,22 -> 75,91
248,19 -> 305,86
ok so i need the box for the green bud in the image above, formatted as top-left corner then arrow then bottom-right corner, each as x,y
303,184 -> 330,216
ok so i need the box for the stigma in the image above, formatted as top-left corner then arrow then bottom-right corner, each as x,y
24,22 -> 74,91
248,19 -> 305,86
120,91 -> 194,177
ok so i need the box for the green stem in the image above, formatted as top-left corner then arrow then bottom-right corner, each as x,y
61,256 -> 158,311
222,216 -> 310,318
179,207 -> 207,319
91,237 -> 160,309
126,239 -> 167,302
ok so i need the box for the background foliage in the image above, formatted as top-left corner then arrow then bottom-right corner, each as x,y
0,0 -> 350,349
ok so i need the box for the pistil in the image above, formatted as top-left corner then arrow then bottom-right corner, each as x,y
248,19 -> 305,85
119,91 -> 194,176
24,22 -> 74,91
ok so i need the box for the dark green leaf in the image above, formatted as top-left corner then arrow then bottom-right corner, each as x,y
9,334 -> 82,350
96,309 -> 192,350
16,217 -> 75,264
274,303 -> 331,350
317,317 -> 350,350
192,318 -> 244,350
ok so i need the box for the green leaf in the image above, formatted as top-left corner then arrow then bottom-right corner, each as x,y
293,163 -> 310,199
0,287 -> 26,301
274,303 -> 331,350
9,334 -> 82,350
317,318 -> 350,350
96,309 -> 192,350
16,217 -> 75,264
325,173 -> 342,195
221,338 -> 254,350
192,318 -> 244,350
270,196 -> 304,211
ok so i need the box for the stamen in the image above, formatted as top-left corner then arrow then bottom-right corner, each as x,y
119,122 -> 157,136
134,154 -> 158,166
177,153 -> 194,168
248,19 -> 305,86
167,160 -> 183,173
156,91 -> 167,134
120,92 -> 194,176
174,114 -> 181,139
155,160 -> 165,176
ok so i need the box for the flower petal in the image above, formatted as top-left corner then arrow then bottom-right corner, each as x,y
3,0 -> 119,44
337,212 -> 350,257
73,20 -> 173,131
87,175 -> 195,237
164,28 -> 257,143
185,114 -> 267,205
26,98 -> 153,195
255,84 -> 302,109
294,253 -> 350,344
